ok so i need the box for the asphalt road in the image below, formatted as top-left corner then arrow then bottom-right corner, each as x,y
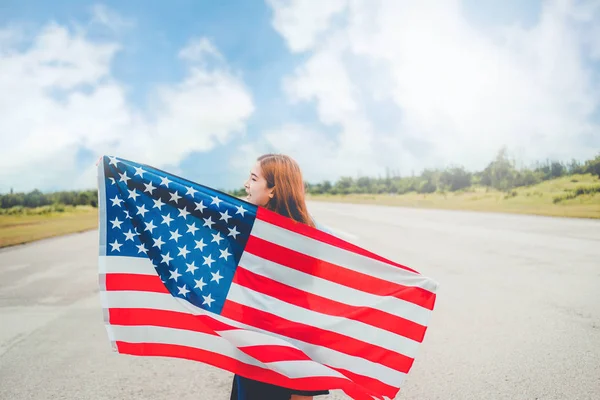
1,202 -> 599,400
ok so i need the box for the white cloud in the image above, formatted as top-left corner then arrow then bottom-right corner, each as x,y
89,4 -> 135,33
232,123 -> 343,181
266,0 -> 347,52
262,0 -> 600,182
0,9 -> 253,193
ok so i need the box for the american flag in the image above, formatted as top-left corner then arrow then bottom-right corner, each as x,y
97,155 -> 438,400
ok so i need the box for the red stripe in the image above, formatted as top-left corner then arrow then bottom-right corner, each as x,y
108,308 -> 236,334
240,345 -> 311,363
245,235 -> 435,310
115,342 -> 377,400
105,273 -> 169,294
108,306 -> 391,397
328,366 -> 399,399
233,266 -> 427,342
220,300 -> 415,374
257,207 -> 419,274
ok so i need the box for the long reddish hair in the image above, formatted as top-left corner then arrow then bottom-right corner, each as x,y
257,154 -> 315,228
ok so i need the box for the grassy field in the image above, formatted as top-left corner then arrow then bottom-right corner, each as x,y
308,174 -> 600,219
0,205 -> 98,248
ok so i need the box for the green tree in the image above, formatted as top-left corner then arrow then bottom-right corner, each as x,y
480,148 -> 516,191
440,166 -> 472,191
582,154 -> 600,178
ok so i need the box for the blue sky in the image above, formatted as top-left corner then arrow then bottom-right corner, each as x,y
1,0 -> 599,193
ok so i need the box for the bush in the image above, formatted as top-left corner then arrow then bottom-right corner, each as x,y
418,180 -> 437,194
553,185 -> 600,203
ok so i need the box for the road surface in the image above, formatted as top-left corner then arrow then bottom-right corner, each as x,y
1,203 -> 599,399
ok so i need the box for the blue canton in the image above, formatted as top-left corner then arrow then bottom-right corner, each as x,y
102,156 -> 257,314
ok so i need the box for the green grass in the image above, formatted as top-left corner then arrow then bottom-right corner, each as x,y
308,174 -> 600,219
0,205 -> 98,248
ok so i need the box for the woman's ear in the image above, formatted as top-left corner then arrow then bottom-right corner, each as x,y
268,187 -> 275,199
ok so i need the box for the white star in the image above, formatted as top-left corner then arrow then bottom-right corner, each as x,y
195,201 -> 206,213
219,210 -> 231,223
152,198 -> 164,210
235,204 -> 247,216
185,186 -> 198,197
110,239 -> 122,252
202,254 -> 215,268
202,293 -> 215,307
211,232 -> 223,244
109,177 -> 116,186
186,261 -> 198,274
203,216 -> 214,229
119,171 -> 130,185
123,229 -> 136,241
194,239 -> 207,251
136,204 -> 148,217
134,166 -> 145,177
144,220 -> 157,233
169,191 -> 181,204
211,270 -> 223,284
123,210 -> 131,219
169,229 -> 182,242
178,284 -> 190,296
128,188 -> 140,201
108,156 -> 119,166
178,245 -> 190,259
143,181 -> 156,194
194,277 -> 207,291
210,195 -> 223,208
136,243 -> 148,254
152,236 -> 165,249
178,207 -> 190,219
219,248 -> 231,261
186,222 -> 199,235
227,226 -> 240,239
110,217 -> 123,229
160,176 -> 172,187
169,268 -> 181,281
161,252 -> 173,265
161,214 -> 174,226
110,195 -> 123,207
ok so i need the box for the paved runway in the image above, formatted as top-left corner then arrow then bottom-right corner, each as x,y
1,202 -> 599,399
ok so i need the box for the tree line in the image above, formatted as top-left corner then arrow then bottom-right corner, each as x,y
2,150 -> 599,209
231,149 -> 600,197
0,189 -> 98,209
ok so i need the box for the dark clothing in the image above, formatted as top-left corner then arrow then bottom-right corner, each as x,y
230,374 -> 329,400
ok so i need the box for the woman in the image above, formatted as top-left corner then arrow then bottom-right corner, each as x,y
230,153 -> 330,400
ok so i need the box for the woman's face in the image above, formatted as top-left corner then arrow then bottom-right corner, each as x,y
244,161 -> 274,207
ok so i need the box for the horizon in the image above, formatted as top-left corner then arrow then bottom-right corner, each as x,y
1,1 -> 599,194
1,149 -> 597,195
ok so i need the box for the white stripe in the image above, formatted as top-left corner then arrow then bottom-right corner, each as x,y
219,328 -> 300,348
109,325 -> 345,381
268,360 -> 346,380
227,283 -> 421,359
102,289 -> 405,386
252,219 -> 438,292
99,255 -> 150,274
100,255 -> 431,327
97,157 -> 108,257
239,252 -> 432,326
